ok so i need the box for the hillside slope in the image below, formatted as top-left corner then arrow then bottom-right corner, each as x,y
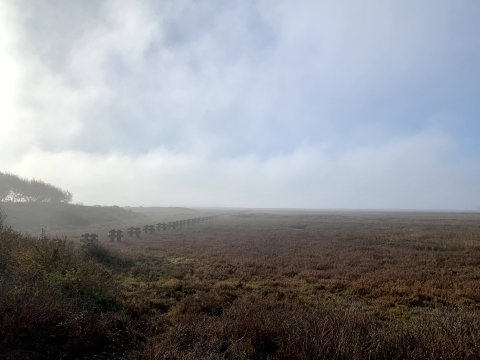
0,202 -> 149,231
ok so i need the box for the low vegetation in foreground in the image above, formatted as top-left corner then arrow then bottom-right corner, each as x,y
1,210 -> 480,359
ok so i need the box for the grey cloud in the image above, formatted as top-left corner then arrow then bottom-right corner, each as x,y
8,0 -> 466,156
2,0 -> 479,209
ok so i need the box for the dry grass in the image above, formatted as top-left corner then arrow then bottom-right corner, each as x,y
1,210 -> 480,359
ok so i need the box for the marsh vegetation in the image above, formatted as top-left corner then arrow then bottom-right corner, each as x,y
1,209 -> 479,359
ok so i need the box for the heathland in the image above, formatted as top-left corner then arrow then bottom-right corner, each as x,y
1,206 -> 479,359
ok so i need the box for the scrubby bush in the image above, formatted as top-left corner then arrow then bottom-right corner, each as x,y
0,210 -> 134,358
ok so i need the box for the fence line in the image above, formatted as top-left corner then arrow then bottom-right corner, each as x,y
78,215 -> 219,243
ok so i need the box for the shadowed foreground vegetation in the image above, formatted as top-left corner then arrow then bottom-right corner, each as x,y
1,210 -> 480,359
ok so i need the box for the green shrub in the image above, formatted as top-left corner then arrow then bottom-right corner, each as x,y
82,242 -> 135,270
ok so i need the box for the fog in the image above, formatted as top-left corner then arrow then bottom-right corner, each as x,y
1,0 -> 479,210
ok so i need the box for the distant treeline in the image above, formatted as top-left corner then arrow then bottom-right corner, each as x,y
0,171 -> 72,203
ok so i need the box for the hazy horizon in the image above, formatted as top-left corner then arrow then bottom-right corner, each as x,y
1,0 -> 479,210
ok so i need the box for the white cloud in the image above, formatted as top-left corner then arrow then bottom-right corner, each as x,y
1,0 -> 479,210
10,130 -> 479,210
0,2 -> 92,158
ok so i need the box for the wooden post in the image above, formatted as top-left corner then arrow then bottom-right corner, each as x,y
144,225 -> 155,234
80,233 -> 90,243
134,227 -> 141,238
116,230 -> 123,242
108,230 -> 116,242
81,233 -> 99,243
127,227 -> 135,237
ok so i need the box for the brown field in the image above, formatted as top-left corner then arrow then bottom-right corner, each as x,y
1,209 -> 480,359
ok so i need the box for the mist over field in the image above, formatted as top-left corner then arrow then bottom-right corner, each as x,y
2,3 -> 480,357
1,0 -> 480,209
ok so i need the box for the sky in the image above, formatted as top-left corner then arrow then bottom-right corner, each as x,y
1,0 -> 479,209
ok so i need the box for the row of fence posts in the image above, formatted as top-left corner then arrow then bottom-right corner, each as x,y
80,215 -> 218,244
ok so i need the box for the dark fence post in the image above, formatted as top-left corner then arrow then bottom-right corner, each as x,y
116,230 -> 123,242
144,225 -> 156,234
80,233 -> 90,243
127,227 -> 135,237
108,230 -> 116,242
81,233 -> 98,244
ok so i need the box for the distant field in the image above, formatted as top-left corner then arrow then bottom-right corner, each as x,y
0,203 -> 225,233
109,210 -> 480,313
2,209 -> 480,359
83,210 -> 480,357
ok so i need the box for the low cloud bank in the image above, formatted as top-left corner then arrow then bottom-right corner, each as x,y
11,130 -> 479,210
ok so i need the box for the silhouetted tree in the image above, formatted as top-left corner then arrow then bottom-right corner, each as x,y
0,171 -> 73,203
0,173 -> 9,201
